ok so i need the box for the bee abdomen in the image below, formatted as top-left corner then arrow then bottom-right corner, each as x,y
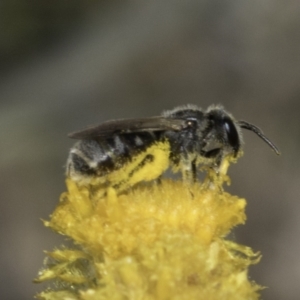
67,140 -> 113,178
68,152 -> 98,176
67,132 -> 160,182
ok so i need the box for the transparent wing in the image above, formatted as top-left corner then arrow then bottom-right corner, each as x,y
68,117 -> 187,139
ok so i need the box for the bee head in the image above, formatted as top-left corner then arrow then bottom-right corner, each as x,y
206,105 -> 280,157
206,107 -> 241,157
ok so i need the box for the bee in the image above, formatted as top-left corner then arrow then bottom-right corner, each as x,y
67,105 -> 279,192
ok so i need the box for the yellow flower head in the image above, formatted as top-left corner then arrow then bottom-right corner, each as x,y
35,159 -> 262,300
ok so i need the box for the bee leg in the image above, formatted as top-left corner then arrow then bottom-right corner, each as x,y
111,153 -> 157,193
200,149 -> 225,176
191,158 -> 197,181
111,180 -> 127,194
181,157 -> 197,183
201,149 -> 231,189
179,158 -> 197,199
154,175 -> 162,185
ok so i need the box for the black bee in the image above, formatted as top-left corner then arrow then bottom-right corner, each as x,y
67,105 -> 279,191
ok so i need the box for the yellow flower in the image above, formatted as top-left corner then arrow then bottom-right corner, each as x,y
35,160 -> 262,300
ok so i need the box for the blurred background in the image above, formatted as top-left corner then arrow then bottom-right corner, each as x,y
0,1 -> 299,299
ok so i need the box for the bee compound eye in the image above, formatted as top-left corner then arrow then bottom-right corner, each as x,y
223,118 -> 239,151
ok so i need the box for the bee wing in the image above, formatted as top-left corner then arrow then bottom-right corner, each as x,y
68,117 -> 187,139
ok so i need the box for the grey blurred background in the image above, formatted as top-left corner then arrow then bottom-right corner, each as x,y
0,1 -> 299,299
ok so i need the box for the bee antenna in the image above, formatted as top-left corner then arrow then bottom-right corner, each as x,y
238,120 -> 280,155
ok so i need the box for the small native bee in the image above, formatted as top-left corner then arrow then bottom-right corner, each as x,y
67,105 -> 279,192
